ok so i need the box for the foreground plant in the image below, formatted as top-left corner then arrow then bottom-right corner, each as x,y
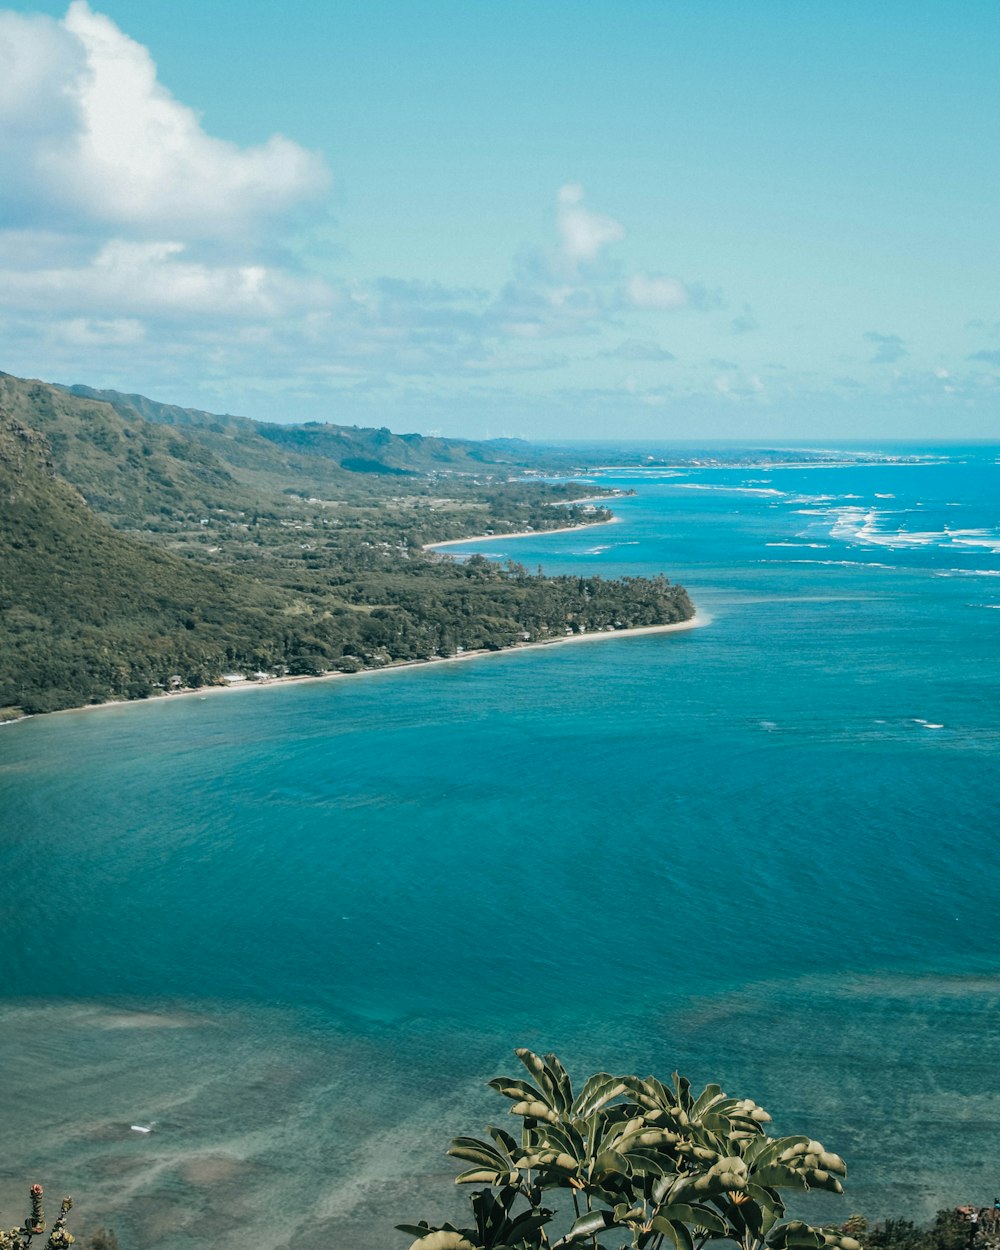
400,1050 -> 859,1250
0,1186 -> 74,1250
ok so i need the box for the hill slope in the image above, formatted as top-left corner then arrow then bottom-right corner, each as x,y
0,409 -> 291,712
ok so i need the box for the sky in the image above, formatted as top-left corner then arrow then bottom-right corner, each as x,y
1,1 -> 998,441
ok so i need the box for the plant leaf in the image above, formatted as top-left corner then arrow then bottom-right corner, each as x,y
552,1209 -> 618,1248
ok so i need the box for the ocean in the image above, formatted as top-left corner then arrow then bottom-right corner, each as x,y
1,443 -> 998,1249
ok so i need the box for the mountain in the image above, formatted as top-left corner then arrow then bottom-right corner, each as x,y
0,372 -> 538,529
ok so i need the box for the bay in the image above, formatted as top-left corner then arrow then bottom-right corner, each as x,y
2,443 -> 998,1248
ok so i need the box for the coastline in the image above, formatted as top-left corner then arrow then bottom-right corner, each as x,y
5,512 -> 704,728
42,611 -> 708,723
425,514 -> 621,550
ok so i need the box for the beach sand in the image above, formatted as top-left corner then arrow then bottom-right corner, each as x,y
426,514 -> 621,549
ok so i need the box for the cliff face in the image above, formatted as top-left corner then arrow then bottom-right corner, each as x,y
0,410 -> 58,489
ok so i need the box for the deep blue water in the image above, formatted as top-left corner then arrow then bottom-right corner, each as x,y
1,445 -> 998,1249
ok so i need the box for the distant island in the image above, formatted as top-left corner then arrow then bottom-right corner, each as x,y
0,371 -> 694,719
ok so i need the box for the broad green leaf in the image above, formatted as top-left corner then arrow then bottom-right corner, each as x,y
660,1203 -> 729,1236
505,1206 -> 555,1242
515,1049 -> 560,1108
542,1052 -> 574,1113
488,1077 -> 546,1105
574,1073 -> 628,1118
552,1209 -> 618,1248
455,1168 -> 515,1186
487,1126 -> 519,1154
619,1145 -> 668,1176
593,1147 -> 628,1177
650,1215 -> 695,1250
449,1138 -> 511,1169
690,1084 -> 725,1120
509,1099 -> 558,1123
523,1120 -> 581,1160
767,1220 -> 826,1250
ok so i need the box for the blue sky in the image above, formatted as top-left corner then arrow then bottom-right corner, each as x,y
1,1 -> 998,440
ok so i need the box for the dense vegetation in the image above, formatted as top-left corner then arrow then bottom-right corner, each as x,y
0,374 -> 693,717
402,1051 -> 987,1250
402,1049 -> 855,1250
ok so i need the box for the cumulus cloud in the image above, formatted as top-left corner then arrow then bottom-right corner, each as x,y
0,0 -> 336,347
0,1 -> 328,240
60,316 -> 145,346
864,331 -> 908,364
0,6 -> 727,424
480,186 -> 629,341
0,238 -> 333,320
968,349 -> 1000,365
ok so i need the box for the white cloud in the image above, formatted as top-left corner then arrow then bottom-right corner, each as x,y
556,183 -> 625,268
0,3 -> 335,335
627,273 -> 689,310
0,1 -> 328,240
0,7 -> 729,424
60,316 -> 146,346
0,238 -> 333,319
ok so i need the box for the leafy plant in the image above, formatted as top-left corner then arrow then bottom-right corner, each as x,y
400,1050 -> 859,1250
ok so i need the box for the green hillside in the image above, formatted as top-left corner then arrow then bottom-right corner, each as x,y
0,410 -> 289,712
60,379 -> 534,501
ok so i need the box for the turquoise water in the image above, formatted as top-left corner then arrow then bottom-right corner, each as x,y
2,445 -> 999,1247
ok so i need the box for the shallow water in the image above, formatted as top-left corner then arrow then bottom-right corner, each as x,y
2,445 -> 998,1247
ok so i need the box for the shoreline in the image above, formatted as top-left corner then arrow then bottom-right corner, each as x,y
426,515 -> 621,550
7,510 -> 704,729
38,611 -> 708,724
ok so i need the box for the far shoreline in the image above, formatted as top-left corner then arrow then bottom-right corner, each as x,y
32,612 -> 708,726
425,515 -> 621,550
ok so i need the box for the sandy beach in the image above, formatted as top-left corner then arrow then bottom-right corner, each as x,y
426,514 -> 621,549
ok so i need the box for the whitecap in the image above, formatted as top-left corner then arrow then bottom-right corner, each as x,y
672,483 -> 786,496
